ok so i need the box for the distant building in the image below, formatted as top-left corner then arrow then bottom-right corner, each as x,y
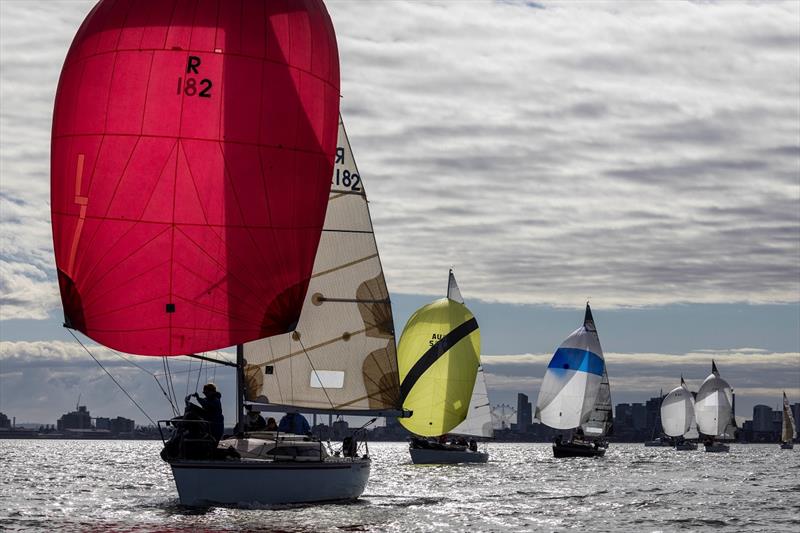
514,393 -> 532,433
0,412 -> 10,429
57,405 -> 92,431
95,416 -> 135,435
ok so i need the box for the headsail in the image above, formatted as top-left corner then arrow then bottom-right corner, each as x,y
661,378 -> 695,438
694,360 -> 733,437
50,0 -> 340,356
398,272 -> 481,436
535,303 -> 605,430
242,115 -> 400,413
450,364 -> 493,438
782,392 -> 796,443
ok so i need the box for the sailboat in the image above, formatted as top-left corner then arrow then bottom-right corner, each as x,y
535,303 -> 611,458
780,392 -> 796,450
51,0 -> 403,505
399,270 -> 484,464
694,361 -> 735,453
644,389 -> 672,447
660,378 -> 698,451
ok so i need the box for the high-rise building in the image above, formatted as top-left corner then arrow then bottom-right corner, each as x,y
515,393 -> 532,432
752,405 -> 773,433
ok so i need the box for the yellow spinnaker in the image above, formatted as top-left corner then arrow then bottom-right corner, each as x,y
398,298 -> 481,436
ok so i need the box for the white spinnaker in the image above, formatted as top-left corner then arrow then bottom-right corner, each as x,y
694,366 -> 733,437
535,306 -> 604,430
782,392 -> 797,442
661,383 -> 695,437
242,115 -> 400,412
447,269 -> 464,304
450,365 -> 493,438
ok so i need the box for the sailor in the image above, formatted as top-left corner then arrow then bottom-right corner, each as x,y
243,409 -> 267,432
278,412 -> 311,435
192,382 -> 224,441
266,417 -> 278,431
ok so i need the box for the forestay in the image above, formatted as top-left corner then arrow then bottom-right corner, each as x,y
242,116 -> 400,413
661,378 -> 695,438
694,361 -> 733,437
535,304 -> 605,430
450,365 -> 493,438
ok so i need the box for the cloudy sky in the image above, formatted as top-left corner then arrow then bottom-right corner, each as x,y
1,0 -> 798,427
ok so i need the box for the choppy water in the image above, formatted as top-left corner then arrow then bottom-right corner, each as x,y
1,440 -> 798,532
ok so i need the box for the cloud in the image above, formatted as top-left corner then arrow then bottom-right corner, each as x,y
0,0 -> 798,327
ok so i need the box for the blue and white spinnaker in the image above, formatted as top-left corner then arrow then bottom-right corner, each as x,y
535,304 -> 607,430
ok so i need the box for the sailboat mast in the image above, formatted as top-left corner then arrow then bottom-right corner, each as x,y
236,344 -> 244,430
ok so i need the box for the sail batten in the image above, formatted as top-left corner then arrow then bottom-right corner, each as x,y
242,115 -> 401,413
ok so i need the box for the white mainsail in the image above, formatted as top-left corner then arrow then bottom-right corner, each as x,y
661,378 -> 695,438
782,392 -> 796,443
450,365 -> 493,438
535,304 -> 605,430
581,367 -> 612,437
242,115 -> 400,413
447,269 -> 464,304
694,361 -> 733,437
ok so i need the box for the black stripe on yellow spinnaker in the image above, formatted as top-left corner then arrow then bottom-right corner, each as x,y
397,298 -> 481,437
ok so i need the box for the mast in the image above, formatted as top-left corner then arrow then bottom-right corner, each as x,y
236,344 -> 244,431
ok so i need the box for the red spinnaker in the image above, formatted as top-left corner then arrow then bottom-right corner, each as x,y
51,0 -> 340,356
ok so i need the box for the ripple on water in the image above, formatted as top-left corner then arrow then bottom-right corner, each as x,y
1,441 -> 799,532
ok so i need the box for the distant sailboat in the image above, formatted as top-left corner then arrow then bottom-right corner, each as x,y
535,303 -> 611,458
660,378 -> 698,451
695,361 -> 735,453
644,389 -> 672,447
400,270 -> 485,464
780,392 -> 796,450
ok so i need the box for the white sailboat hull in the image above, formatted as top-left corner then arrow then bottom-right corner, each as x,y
170,458 -> 371,506
409,448 -> 488,464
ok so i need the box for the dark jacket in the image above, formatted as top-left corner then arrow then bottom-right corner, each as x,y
278,413 -> 310,435
197,391 -> 224,441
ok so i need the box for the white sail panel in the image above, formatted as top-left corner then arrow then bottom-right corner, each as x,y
661,382 -> 695,437
782,392 -> 797,443
447,269 -> 464,304
535,305 -> 604,430
451,365 -> 493,438
694,363 -> 733,437
242,116 -> 400,412
581,366 -> 612,436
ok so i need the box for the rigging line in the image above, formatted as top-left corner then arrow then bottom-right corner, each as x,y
165,357 -> 179,408
185,358 -> 191,397
194,357 -> 204,393
162,356 -> 179,416
67,329 -> 157,426
102,345 -> 178,414
296,337 -> 336,411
